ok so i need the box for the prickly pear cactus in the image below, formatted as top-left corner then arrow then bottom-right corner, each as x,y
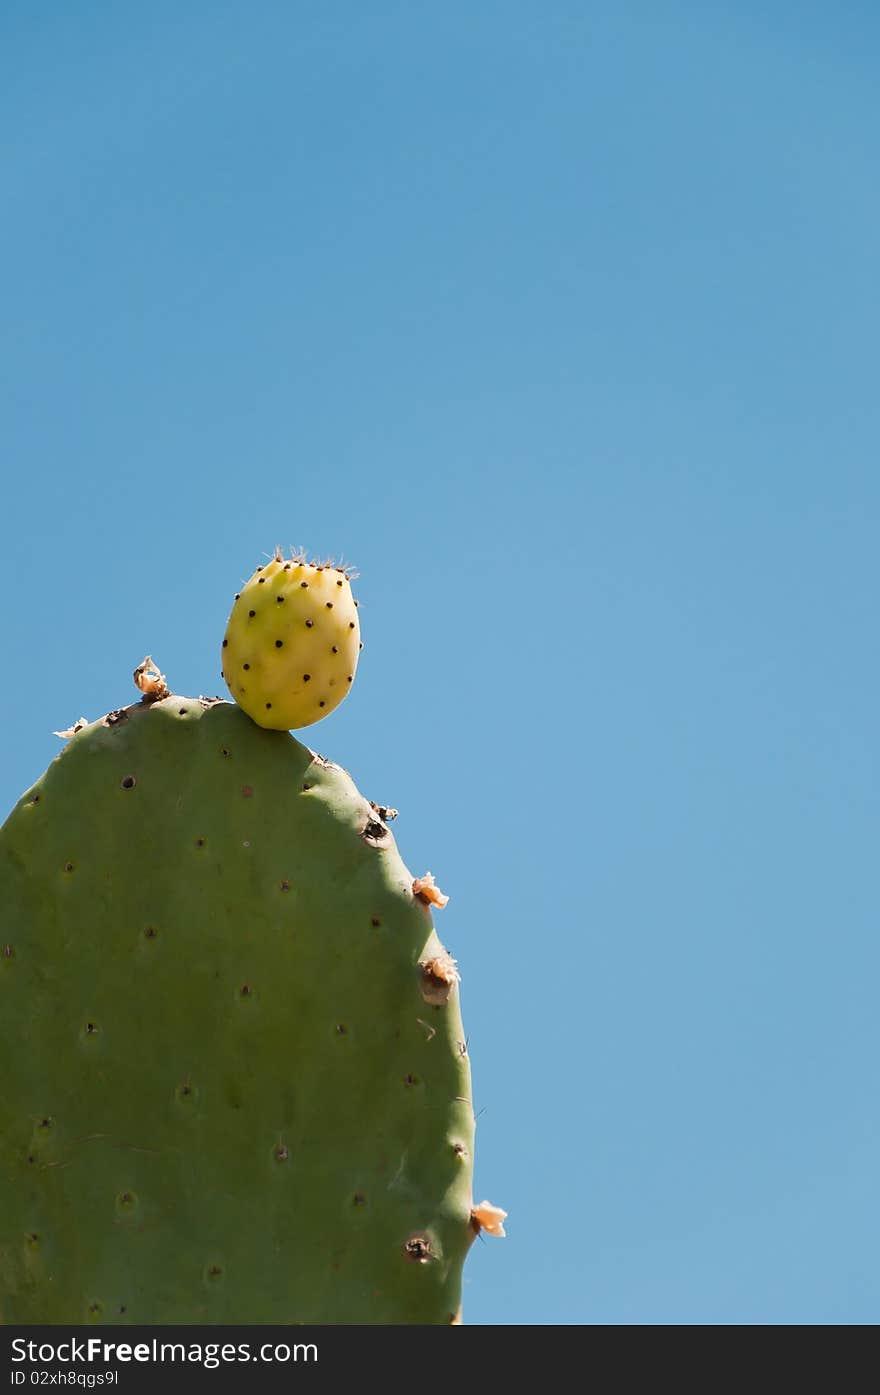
222,552 -> 361,730
0,694 -> 481,1324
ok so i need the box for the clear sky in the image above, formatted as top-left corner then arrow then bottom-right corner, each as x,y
2,1 -> 879,1324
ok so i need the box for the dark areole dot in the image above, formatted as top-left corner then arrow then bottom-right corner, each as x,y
353,1192 -> 366,1206
326,602 -> 333,609
248,609 -> 255,617
234,593 -> 240,600
305,619 -> 313,628
275,640 -> 283,648
64,861 -> 74,873
404,1237 -> 431,1261
331,645 -> 338,654
86,1022 -> 98,1034
240,984 -> 251,997
302,782 -> 311,791
283,563 -> 291,570
121,775 -> 136,789
222,639 -> 228,647
258,577 -> 265,584
303,674 -> 311,682
280,880 -> 290,891
335,1023 -> 347,1034
243,663 -> 250,671
300,581 -> 308,588
265,702 -> 272,709
179,708 -> 187,715
354,600 -> 359,607
31,793 -> 40,803
371,917 -> 381,927
256,566 -> 263,571
347,676 -> 353,683
275,1144 -> 289,1161
195,837 -> 205,848
359,642 -> 364,649
144,926 -> 157,939
319,701 -> 326,708
336,579 -> 343,587
221,747 -> 230,757
349,622 -> 355,629
276,595 -> 285,602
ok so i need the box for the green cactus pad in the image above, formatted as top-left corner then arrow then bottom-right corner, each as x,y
0,697 -> 475,1324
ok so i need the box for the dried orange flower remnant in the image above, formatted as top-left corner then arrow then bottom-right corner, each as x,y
412,872 -> 449,909
471,1201 -> 507,1237
133,656 -> 169,701
422,950 -> 458,985
53,717 -> 89,739
419,950 -> 460,1005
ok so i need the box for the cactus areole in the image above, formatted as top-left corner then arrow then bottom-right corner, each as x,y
0,554 -> 503,1325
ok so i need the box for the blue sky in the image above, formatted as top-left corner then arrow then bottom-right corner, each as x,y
2,1 -> 879,1323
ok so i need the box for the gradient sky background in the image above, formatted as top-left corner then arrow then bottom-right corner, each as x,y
2,2 -> 878,1324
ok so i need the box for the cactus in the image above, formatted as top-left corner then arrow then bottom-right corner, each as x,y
221,552 -> 361,730
0,694 -> 485,1323
0,554 -> 504,1324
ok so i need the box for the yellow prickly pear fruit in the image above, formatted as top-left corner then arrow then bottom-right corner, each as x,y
222,551 -> 361,730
